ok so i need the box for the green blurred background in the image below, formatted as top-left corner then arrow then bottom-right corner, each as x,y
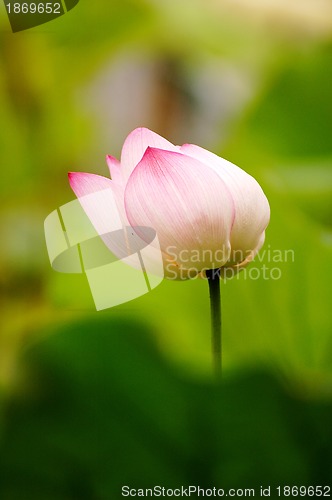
0,0 -> 332,497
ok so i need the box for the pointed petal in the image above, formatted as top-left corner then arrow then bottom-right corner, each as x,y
124,148 -> 234,273
68,172 -> 123,232
180,144 -> 270,263
68,172 -> 167,275
68,171 -> 129,225
120,127 -> 178,181
68,171 -> 138,261
106,155 -> 123,184
68,171 -> 113,196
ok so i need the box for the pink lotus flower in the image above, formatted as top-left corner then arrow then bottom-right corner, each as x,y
69,127 -> 270,280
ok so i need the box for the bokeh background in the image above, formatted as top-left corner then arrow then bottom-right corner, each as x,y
0,0 -> 332,497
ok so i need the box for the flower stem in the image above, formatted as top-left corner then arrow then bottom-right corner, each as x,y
206,269 -> 222,380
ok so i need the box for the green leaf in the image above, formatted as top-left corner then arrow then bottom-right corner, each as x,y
0,318 -> 331,498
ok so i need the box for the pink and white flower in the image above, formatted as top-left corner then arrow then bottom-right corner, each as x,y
69,127 -> 270,279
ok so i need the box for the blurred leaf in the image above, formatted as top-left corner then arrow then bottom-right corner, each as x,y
224,44 -> 332,164
264,161 -> 332,227
0,317 -> 331,498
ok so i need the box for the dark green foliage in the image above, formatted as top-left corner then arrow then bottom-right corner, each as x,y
0,317 -> 331,499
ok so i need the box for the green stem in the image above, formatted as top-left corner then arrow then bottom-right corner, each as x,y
206,269 -> 222,380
